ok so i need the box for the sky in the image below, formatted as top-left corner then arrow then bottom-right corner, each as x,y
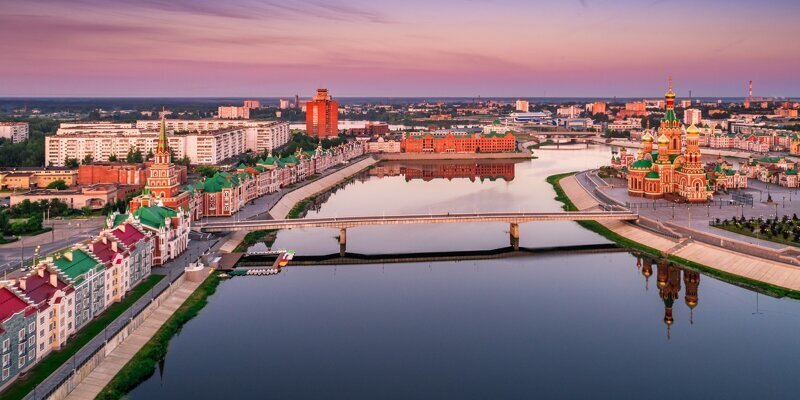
1,0 -> 798,98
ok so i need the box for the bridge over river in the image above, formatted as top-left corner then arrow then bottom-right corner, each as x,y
200,211 -> 638,253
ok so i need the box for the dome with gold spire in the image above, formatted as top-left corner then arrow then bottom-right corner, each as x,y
657,133 -> 669,144
641,131 -> 654,142
665,76 -> 676,99
686,124 -> 699,136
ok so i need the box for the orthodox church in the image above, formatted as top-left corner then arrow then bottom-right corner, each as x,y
626,80 -> 710,202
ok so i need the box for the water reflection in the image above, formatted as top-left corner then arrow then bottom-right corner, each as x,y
637,256 -> 700,338
370,161 -> 516,182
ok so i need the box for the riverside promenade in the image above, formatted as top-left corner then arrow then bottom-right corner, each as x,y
62,273 -> 208,400
559,174 -> 800,292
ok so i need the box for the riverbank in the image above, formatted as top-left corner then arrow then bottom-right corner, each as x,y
550,172 -> 800,298
92,272 -> 219,400
375,151 -> 532,161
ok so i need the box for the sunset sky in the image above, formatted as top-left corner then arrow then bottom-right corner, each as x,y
2,0 -> 798,97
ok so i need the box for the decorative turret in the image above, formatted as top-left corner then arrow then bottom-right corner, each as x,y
660,77 -> 682,155
657,134 -> 670,163
155,113 -> 170,165
642,132 -> 654,156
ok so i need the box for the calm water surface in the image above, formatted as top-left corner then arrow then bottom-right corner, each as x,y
129,147 -> 800,399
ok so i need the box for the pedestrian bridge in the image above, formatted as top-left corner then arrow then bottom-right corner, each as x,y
199,211 -> 638,253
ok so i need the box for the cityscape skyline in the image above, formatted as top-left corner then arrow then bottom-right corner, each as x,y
2,0 -> 799,97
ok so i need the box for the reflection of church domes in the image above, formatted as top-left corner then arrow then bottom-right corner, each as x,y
685,299 -> 698,309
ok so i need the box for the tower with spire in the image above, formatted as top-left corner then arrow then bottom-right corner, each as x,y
128,112 -> 192,213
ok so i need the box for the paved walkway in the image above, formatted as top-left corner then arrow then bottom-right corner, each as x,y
63,276 -> 206,400
560,174 -> 800,291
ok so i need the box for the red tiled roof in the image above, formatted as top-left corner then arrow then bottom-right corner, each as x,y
111,223 -> 146,247
91,240 -> 117,263
16,270 -> 69,306
0,287 -> 30,323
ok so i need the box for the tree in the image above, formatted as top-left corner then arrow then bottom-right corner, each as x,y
81,206 -> 93,216
197,166 -> 218,178
126,147 -> 143,163
146,150 -> 154,161
65,157 -> 79,168
25,214 -> 42,233
46,180 -> 68,190
174,156 -> 191,167
0,211 -> 9,235
108,154 -> 118,162
82,155 -> 93,165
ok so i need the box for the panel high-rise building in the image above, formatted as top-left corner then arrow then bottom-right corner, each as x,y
305,89 -> 339,137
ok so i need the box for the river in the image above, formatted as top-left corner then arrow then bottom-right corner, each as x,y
128,146 -> 800,399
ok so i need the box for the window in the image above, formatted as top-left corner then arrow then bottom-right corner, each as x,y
18,356 -> 25,368
2,354 -> 9,366
17,329 -> 24,342
28,352 -> 34,361
2,339 -> 9,352
2,367 -> 9,380
28,322 -> 35,333
28,337 -> 34,347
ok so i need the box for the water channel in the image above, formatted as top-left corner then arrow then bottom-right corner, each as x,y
129,146 -> 800,399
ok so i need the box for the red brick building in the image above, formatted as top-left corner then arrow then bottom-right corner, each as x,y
305,89 -> 339,138
78,163 -> 148,188
347,122 -> 389,136
401,132 -> 515,153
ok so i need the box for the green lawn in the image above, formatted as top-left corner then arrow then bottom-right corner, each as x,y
714,223 -> 800,249
233,229 -> 278,253
546,172 -> 800,300
96,273 -> 221,400
1,274 -> 165,400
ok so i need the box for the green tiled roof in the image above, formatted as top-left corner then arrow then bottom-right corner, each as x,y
630,159 -> 652,169
132,205 -> 177,229
786,169 -> 798,176
645,171 -> 660,179
112,213 -> 128,228
53,249 -> 101,283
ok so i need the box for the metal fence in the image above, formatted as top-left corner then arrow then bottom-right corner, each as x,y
22,268 -> 185,400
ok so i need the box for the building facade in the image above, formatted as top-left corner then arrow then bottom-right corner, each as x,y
401,132 -> 516,153
218,106 -> 250,119
306,89 -> 339,138
0,122 -> 29,143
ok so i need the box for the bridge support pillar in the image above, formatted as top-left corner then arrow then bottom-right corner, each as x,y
510,223 -> 520,251
339,228 -> 346,256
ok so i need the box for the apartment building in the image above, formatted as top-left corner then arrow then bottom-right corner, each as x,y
0,122 -> 29,143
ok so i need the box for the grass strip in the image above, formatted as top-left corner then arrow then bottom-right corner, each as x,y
233,229 -> 278,253
546,172 -> 800,300
2,275 -> 165,400
95,272 -> 221,400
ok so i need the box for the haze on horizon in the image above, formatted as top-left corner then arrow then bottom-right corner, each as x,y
1,0 -> 798,98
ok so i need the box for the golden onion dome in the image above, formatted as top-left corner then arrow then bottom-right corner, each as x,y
686,124 -> 699,135
641,132 -> 654,142
657,134 -> 669,144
